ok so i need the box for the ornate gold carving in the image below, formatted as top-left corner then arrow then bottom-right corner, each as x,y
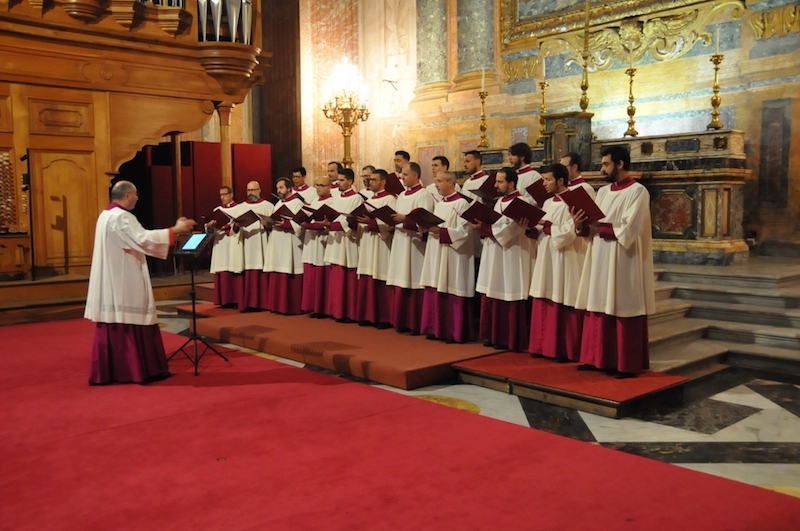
503,55 -> 539,82
749,4 -> 800,40
503,0 -> 745,67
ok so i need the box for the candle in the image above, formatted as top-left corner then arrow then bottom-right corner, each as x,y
481,69 -> 485,92
715,26 -> 720,54
629,47 -> 633,68
541,55 -> 546,80
584,0 -> 590,51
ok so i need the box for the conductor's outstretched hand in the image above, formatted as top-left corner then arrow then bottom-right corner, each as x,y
173,217 -> 196,234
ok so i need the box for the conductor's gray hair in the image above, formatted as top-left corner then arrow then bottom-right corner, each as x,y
441,172 -> 457,183
110,181 -> 135,200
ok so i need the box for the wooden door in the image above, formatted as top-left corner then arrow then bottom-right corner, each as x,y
29,150 -> 98,274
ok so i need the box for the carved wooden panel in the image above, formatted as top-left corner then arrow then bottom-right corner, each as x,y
30,150 -> 97,272
652,188 -> 695,238
0,94 -> 12,133
0,150 -> 16,228
29,100 -> 94,137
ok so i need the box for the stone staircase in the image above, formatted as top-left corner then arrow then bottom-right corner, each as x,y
648,259 -> 800,381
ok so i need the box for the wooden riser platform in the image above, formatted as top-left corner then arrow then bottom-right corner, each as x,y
453,352 -> 688,419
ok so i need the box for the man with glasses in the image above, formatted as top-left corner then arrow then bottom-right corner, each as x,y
301,176 -> 335,317
207,186 -> 243,308
239,180 -> 273,311
85,180 -> 195,385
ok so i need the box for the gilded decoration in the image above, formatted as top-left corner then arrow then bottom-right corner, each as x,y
748,3 -> 800,40
501,0 -> 746,81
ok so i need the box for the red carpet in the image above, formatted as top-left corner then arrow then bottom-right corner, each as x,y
454,352 -> 687,403
193,311 -> 499,389
2,319 -> 800,530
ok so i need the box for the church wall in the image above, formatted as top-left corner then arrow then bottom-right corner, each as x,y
310,0 -> 798,251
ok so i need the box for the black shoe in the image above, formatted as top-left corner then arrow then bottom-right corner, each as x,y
482,340 -> 494,347
445,338 -> 456,344
409,330 -> 420,336
309,312 -> 320,319
530,352 -> 543,358
493,344 -> 509,350
553,357 -> 569,364
577,364 -> 599,371
335,318 -> 354,324
612,371 -> 636,379
141,371 -> 173,385
358,320 -> 370,327
425,334 -> 437,341
396,326 -> 410,334
375,322 -> 392,330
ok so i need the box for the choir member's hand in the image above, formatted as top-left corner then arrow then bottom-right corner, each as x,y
471,219 -> 482,230
517,218 -> 530,231
428,226 -> 440,235
392,213 -> 406,223
173,217 -> 196,234
320,219 -> 331,227
205,219 -> 217,229
356,215 -> 371,224
570,207 -> 588,226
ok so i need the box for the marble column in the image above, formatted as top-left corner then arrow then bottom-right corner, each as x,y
453,0 -> 495,91
414,0 -> 449,101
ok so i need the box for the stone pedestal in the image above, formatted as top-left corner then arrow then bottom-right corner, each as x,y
593,130 -> 750,265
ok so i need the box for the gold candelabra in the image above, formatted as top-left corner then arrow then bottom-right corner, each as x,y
538,81 -> 549,143
707,54 -> 724,130
623,68 -> 638,137
478,91 -> 489,148
322,59 -> 369,168
579,0 -> 590,111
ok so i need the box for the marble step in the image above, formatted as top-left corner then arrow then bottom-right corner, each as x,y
648,298 -> 692,325
687,300 -> 800,330
669,283 -> 800,309
712,341 -> 800,377
649,337 -> 727,374
703,319 -> 800,351
648,317 -> 708,351
654,284 -> 674,301
656,261 -> 800,290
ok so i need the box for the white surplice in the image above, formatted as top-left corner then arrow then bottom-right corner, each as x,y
239,199 -> 273,270
530,196 -> 586,307
475,192 -> 536,301
575,180 -> 656,317
264,196 -> 305,275
356,191 -> 397,281
293,184 -> 316,205
324,189 -> 364,268
84,205 -> 171,326
387,185 -> 435,289
209,202 -> 244,275
419,193 -> 476,298
301,194 -> 333,267
516,165 -> 543,205
425,181 -> 461,203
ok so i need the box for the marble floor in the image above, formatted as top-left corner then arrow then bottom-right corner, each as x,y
157,301 -> 800,499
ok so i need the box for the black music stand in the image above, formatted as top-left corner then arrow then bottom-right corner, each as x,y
168,232 -> 229,375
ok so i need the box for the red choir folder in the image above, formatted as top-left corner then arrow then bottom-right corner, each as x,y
525,179 -> 554,206
309,203 -> 341,222
461,200 -> 502,225
371,205 -> 399,226
349,202 -> 374,219
230,209 -> 261,227
208,207 -> 232,225
293,206 -> 316,225
559,186 -> 605,224
502,198 -> 546,226
470,173 -> 501,202
385,173 -> 405,196
261,204 -> 296,225
405,207 -> 444,229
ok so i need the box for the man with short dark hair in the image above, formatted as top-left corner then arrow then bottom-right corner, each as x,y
324,168 -> 364,322
360,164 -> 376,199
419,171 -> 478,343
393,151 -> 411,174
529,163 -> 588,362
508,142 -> 543,204
355,169 -> 396,328
387,162 -> 435,335
460,150 -> 490,204
292,166 -> 316,204
262,177 -> 305,314
328,161 -> 344,197
573,146 -> 655,378
207,186 -> 243,308
85,180 -> 195,384
475,167 -> 536,351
